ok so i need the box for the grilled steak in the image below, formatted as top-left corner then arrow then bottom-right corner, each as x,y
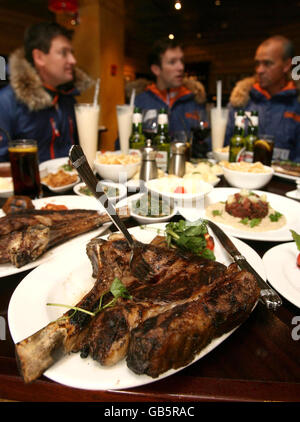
127,264 -> 260,377
0,207 -> 129,267
15,234 -> 260,384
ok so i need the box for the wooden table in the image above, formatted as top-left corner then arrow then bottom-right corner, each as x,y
0,175 -> 299,403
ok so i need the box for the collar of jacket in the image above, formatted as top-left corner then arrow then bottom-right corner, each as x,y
229,76 -> 300,108
146,83 -> 193,108
8,48 -> 94,111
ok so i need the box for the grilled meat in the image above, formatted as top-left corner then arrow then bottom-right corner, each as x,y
0,207 -> 129,267
127,264 -> 260,378
15,234 -> 260,384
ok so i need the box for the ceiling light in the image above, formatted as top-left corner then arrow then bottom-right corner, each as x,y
174,1 -> 182,10
215,0 -> 221,5
169,33 -> 175,39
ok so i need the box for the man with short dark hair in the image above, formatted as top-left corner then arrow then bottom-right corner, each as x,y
128,38 -> 207,144
0,22 -> 93,163
225,35 -> 300,162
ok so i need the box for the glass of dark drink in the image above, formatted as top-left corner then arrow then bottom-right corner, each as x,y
8,139 -> 42,198
253,135 -> 274,166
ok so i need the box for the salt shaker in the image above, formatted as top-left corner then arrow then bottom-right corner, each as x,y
139,139 -> 158,181
168,142 -> 187,177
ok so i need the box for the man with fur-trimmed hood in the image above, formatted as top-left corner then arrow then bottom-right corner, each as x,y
0,22 -> 93,163
225,35 -> 300,162
120,38 -> 207,152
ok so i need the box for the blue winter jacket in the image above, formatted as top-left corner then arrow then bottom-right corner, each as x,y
225,78 -> 300,162
135,83 -> 207,138
0,48 -> 92,163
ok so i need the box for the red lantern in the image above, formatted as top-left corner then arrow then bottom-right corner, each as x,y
48,0 -> 78,14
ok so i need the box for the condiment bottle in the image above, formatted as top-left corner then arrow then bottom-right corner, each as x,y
139,139 -> 158,181
168,142 -> 186,177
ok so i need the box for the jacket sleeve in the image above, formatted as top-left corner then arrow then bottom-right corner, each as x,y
224,104 -> 236,146
0,86 -> 16,161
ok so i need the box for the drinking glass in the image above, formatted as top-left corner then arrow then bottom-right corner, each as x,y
253,135 -> 274,166
210,107 -> 229,151
8,139 -> 42,198
75,103 -> 100,169
116,104 -> 134,154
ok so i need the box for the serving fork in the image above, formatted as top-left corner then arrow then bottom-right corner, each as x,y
204,219 -> 282,311
69,145 -> 155,282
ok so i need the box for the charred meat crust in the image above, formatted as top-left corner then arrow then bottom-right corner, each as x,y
126,266 -> 260,378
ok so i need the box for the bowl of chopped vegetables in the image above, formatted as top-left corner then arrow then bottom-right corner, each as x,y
125,192 -> 177,224
73,181 -> 127,203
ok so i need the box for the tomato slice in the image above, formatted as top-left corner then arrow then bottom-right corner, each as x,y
297,253 -> 300,268
174,186 -> 186,194
204,233 -> 215,250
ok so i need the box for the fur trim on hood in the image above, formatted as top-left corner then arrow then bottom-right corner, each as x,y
125,77 -> 206,104
8,48 -> 94,111
229,75 -> 300,108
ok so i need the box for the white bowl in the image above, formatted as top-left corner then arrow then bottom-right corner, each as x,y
42,176 -> 80,193
127,193 -> 177,225
94,152 -> 140,183
222,164 -> 274,189
212,150 -> 229,162
146,176 -> 213,207
73,181 -> 127,204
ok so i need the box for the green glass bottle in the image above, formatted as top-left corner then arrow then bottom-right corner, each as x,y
153,108 -> 171,172
244,110 -> 258,163
229,110 -> 246,162
129,107 -> 146,150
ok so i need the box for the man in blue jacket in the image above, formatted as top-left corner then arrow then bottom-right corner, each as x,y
0,22 -> 93,163
124,38 -> 207,149
225,35 -> 300,162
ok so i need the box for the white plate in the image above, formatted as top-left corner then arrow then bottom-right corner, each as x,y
273,171 -> 300,182
286,189 -> 300,200
39,157 -> 77,178
8,223 -> 265,391
0,177 -> 13,197
73,181 -> 127,204
0,195 -> 113,278
263,242 -> 300,308
117,193 -> 177,224
196,187 -> 300,242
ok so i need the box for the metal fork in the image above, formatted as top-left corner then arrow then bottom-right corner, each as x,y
69,145 -> 155,282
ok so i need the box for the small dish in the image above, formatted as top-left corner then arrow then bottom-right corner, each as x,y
146,176 -> 213,207
42,176 -> 80,194
222,163 -> 274,189
117,193 -> 177,225
73,181 -> 127,204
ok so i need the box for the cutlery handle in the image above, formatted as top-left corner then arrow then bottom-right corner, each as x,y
69,145 -> 134,248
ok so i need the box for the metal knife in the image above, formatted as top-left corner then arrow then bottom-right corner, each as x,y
204,219 -> 282,311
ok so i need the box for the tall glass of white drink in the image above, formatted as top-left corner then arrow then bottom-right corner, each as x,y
116,105 -> 133,154
75,103 -> 100,169
210,107 -> 229,151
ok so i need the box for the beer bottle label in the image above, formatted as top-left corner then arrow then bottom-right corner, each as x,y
235,115 -> 244,128
132,113 -> 142,125
156,151 -> 168,172
236,147 -> 246,162
243,150 -> 254,163
157,114 -> 168,125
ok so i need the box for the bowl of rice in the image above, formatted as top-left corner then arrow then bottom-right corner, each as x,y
94,151 -> 141,183
222,161 -> 274,189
